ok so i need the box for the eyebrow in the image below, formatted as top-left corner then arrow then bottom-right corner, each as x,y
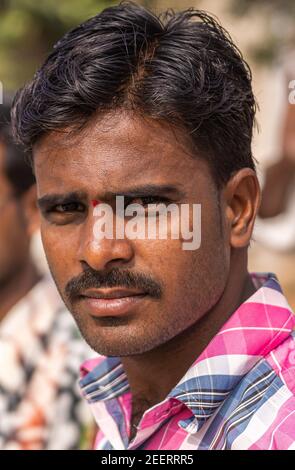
108,184 -> 186,199
37,184 -> 186,211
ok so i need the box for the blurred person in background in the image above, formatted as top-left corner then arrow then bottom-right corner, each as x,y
257,50 -> 295,250
0,104 -> 94,449
259,50 -> 295,220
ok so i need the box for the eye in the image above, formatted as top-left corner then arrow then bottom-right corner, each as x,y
42,201 -> 86,225
126,196 -> 169,207
51,202 -> 85,213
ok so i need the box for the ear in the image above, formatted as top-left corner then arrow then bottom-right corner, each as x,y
20,184 -> 40,237
222,169 -> 261,249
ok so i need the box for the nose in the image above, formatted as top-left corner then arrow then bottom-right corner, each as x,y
77,213 -> 135,271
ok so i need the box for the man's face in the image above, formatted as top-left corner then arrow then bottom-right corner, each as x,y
0,141 -> 31,287
34,111 -> 230,356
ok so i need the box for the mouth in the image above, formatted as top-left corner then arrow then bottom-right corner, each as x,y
78,288 -> 148,317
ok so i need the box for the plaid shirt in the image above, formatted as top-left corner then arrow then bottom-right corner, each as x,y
0,275 -> 93,450
79,273 -> 295,450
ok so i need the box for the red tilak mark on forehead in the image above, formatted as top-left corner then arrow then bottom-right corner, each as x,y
91,200 -> 100,207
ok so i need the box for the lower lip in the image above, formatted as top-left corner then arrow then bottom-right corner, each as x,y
81,295 -> 147,317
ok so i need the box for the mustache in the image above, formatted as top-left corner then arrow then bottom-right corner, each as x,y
65,267 -> 162,302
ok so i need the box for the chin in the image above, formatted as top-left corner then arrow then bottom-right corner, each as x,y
84,338 -> 155,357
72,309 -> 180,357
81,327 -> 166,357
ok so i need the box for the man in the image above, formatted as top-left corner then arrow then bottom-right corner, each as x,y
0,105 -> 93,449
12,3 -> 295,450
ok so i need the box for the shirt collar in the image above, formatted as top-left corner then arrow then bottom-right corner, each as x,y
79,273 -> 295,432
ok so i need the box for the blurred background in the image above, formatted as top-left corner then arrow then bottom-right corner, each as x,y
0,0 -> 294,308
0,0 -> 293,450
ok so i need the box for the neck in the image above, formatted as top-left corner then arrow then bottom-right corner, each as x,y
0,261 -> 41,323
121,252 -> 256,409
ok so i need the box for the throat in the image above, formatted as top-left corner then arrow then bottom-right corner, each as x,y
129,396 -> 152,441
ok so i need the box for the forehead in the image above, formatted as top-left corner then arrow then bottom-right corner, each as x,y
33,111 -> 209,196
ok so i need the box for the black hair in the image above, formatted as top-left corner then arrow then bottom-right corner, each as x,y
11,1 -> 257,187
0,104 -> 35,196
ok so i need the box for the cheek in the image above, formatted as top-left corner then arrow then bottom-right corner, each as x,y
137,239 -> 197,297
40,224 -> 76,284
141,217 -> 228,305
